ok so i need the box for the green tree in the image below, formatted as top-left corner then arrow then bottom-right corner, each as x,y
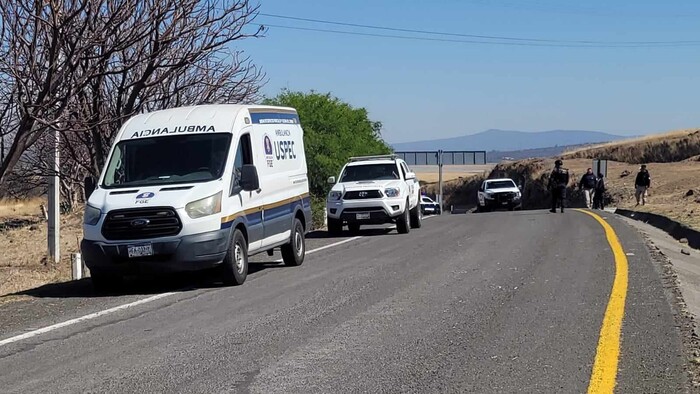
263,90 -> 391,198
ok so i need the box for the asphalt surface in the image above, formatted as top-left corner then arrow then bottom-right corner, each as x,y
0,210 -> 690,393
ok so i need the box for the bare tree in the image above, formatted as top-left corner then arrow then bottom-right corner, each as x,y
0,0 -> 265,195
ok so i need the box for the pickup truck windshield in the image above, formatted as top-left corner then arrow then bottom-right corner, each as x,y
487,180 -> 516,189
102,134 -> 232,188
340,163 -> 400,182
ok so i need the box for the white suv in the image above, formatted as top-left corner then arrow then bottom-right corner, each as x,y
477,178 -> 522,212
326,155 -> 422,234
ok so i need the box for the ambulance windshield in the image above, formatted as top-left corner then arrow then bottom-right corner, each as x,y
102,134 -> 232,188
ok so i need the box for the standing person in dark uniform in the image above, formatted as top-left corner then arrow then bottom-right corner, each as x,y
634,164 -> 651,206
548,159 -> 569,213
593,172 -> 606,210
578,168 -> 597,209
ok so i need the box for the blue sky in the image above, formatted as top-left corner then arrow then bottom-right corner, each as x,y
240,0 -> 700,143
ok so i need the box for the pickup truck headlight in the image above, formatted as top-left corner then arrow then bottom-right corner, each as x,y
328,191 -> 343,201
384,188 -> 400,197
186,191 -> 222,219
83,205 -> 102,225
484,192 -> 494,199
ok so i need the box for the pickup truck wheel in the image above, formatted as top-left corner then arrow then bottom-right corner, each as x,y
220,228 -> 248,286
328,218 -> 343,235
409,202 -> 422,228
281,218 -> 305,266
396,200 -> 410,234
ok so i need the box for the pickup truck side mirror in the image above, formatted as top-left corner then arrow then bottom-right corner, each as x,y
327,176 -> 336,184
240,164 -> 260,192
84,176 -> 97,200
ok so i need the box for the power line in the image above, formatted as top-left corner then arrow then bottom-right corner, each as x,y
463,0 -> 700,19
259,24 -> 700,48
258,13 -> 700,46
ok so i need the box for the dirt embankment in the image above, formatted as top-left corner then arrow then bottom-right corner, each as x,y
441,155 -> 700,230
565,129 -> 700,164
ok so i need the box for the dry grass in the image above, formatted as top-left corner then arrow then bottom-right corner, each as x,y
0,197 -> 47,220
0,210 -> 83,297
416,172 -> 468,183
564,128 -> 700,164
415,164 -> 495,184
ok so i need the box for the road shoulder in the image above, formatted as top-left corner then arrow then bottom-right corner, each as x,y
617,215 -> 700,390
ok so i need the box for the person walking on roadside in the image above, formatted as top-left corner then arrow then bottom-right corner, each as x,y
578,168 -> 597,209
634,164 -> 651,206
548,159 -> 569,213
593,172 -> 606,210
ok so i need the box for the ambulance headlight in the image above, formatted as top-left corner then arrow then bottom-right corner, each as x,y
384,188 -> 400,198
83,205 -> 102,226
186,191 -> 222,219
328,191 -> 343,201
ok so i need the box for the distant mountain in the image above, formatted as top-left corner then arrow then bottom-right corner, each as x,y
391,129 -> 626,152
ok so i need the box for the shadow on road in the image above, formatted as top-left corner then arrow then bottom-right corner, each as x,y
307,227 -> 394,239
5,259 -> 294,300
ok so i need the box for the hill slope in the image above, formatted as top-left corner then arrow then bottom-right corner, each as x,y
392,129 -> 626,152
564,129 -> 700,163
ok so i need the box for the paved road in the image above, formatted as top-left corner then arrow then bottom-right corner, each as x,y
0,211 -> 691,393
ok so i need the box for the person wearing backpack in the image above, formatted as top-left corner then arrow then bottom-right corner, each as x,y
548,159 -> 569,213
634,164 -> 651,206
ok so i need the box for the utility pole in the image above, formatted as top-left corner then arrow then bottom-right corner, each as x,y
48,127 -> 60,264
437,149 -> 444,215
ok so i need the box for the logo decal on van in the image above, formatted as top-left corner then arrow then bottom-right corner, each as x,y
135,192 -> 155,204
136,192 -> 155,199
263,134 -> 274,168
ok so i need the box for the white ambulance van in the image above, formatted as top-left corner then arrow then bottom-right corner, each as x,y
81,105 -> 312,290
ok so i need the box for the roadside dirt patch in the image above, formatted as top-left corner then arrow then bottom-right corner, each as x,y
0,207 -> 83,298
643,235 -> 700,390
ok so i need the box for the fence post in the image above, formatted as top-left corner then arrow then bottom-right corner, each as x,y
71,253 -> 84,280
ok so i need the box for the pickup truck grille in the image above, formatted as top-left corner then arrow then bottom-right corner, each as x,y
102,207 -> 182,241
344,190 -> 382,200
493,192 -> 516,202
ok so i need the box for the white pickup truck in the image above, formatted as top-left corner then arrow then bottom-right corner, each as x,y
326,155 -> 422,234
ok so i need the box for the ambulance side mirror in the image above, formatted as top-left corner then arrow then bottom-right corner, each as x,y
240,164 -> 260,192
84,176 -> 97,200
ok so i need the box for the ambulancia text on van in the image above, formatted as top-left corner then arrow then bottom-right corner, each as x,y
81,105 -> 312,290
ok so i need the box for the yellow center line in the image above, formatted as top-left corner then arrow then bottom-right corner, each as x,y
575,209 -> 629,394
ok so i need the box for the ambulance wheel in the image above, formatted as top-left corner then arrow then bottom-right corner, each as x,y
409,203 -> 422,229
221,228 -> 248,286
396,200 -> 410,234
328,218 -> 343,236
282,218 -> 305,266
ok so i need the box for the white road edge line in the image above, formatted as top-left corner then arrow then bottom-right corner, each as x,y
0,292 -> 176,347
0,236 -> 366,348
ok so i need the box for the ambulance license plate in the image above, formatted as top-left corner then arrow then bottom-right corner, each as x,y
127,244 -> 153,258
356,213 -> 370,220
